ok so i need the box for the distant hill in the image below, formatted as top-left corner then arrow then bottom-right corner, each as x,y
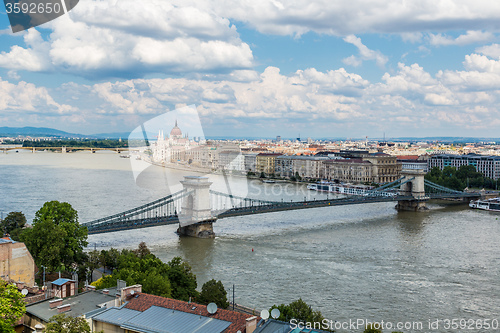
0,126 -> 80,138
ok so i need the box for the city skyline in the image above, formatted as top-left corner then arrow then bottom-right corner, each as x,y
1,1 -> 500,138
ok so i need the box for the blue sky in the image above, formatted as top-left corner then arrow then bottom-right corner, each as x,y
0,0 -> 500,139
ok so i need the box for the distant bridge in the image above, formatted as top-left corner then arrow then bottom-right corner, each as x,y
1,146 -> 134,153
82,170 -> 480,238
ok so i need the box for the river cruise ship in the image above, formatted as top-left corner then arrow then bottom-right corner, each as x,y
469,198 -> 500,212
307,181 -> 397,197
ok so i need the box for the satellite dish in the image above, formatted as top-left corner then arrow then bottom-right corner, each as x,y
207,303 -> 218,314
130,290 -> 135,295
260,309 -> 269,320
21,289 -> 29,296
271,308 -> 280,319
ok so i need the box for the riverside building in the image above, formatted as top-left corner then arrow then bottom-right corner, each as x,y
428,154 -> 500,180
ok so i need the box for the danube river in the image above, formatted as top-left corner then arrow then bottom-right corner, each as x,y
1,151 -> 499,332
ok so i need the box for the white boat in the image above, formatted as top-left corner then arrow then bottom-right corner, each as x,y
307,181 -> 396,197
469,198 -> 500,212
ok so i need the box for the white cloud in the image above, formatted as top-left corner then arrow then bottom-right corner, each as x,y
0,0 -> 253,78
342,35 -> 388,68
400,32 -> 423,43
0,78 -> 74,114
476,44 -> 500,59
4,53 -> 500,136
200,0 -> 500,36
428,30 -> 494,46
0,29 -> 51,71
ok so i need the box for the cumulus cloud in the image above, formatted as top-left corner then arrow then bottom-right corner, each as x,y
476,44 -> 500,59
342,35 -> 388,68
428,30 -> 494,46
0,78 -> 74,115
3,54 -> 500,136
0,0 -> 253,78
200,0 -> 500,36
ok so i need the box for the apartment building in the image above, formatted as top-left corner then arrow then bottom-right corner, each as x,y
256,153 -> 282,175
275,155 -> 329,179
323,159 -> 374,183
428,154 -> 500,179
363,153 -> 402,183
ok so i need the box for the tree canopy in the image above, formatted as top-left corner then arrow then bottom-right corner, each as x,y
0,280 -> 26,333
198,279 -> 229,309
44,313 -> 101,333
269,298 -> 330,331
425,165 -> 498,191
90,244 -> 197,300
21,201 -> 88,272
1,211 -> 26,240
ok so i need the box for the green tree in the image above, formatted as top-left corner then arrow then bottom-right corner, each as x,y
0,280 -> 26,333
363,323 -> 383,333
1,211 -> 26,240
134,241 -> 151,258
99,248 -> 120,272
83,250 -> 101,283
198,279 -> 229,308
44,313 -> 102,333
21,201 -> 88,272
167,257 -> 198,301
270,298 -> 329,331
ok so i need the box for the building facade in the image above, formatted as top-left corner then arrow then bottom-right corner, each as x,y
363,153 -> 402,183
275,155 -> 329,179
0,237 -> 35,288
323,159 -> 374,183
256,153 -> 282,175
428,154 -> 500,180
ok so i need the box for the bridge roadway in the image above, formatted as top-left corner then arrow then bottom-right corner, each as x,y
1,146 -> 134,153
85,192 -> 479,235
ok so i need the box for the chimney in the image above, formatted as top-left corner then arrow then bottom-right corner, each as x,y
246,316 -> 258,333
57,304 -> 71,313
102,289 -> 109,295
49,299 -> 63,309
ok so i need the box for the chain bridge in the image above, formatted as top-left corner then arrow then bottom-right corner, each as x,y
82,171 -> 480,238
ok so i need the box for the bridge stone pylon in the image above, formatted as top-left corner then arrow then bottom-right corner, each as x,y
396,169 -> 429,211
177,176 -> 216,238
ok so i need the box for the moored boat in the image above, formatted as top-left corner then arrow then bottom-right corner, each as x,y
469,198 -> 500,212
307,181 -> 396,197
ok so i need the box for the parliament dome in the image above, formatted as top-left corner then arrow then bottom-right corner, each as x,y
170,120 -> 182,137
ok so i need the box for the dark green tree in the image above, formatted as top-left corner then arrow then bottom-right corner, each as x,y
44,313 -> 103,333
83,250 -> 101,283
1,211 -> 26,240
167,257 -> 198,301
270,298 -> 328,331
99,248 -> 120,272
198,279 -> 229,308
134,241 -> 151,258
0,280 -> 26,333
21,201 -> 88,272
363,323 -> 383,333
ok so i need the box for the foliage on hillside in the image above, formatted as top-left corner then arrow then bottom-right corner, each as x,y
90,243 -> 197,300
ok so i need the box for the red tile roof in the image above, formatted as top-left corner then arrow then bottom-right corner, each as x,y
396,155 -> 419,160
125,293 -> 255,333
